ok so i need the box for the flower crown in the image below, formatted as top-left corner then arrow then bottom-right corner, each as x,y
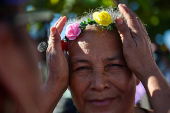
62,11 -> 118,51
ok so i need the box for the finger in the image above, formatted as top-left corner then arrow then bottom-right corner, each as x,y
116,17 -> 135,45
121,5 -> 153,56
121,4 -> 146,33
121,5 -> 152,51
118,4 -> 141,34
48,27 -> 62,52
54,17 -> 62,27
56,16 -> 67,34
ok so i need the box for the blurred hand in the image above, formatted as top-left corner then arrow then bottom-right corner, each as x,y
0,22 -> 41,113
116,4 -> 157,79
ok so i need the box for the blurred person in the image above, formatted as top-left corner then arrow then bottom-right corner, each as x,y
0,20 -> 42,112
0,1 -> 42,113
0,1 -> 68,113
45,4 -> 170,113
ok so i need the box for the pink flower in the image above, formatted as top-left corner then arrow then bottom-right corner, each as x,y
65,23 -> 81,40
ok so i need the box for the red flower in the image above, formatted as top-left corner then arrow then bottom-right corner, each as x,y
61,40 -> 68,51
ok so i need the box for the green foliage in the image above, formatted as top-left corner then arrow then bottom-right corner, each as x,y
110,23 -> 117,31
79,21 -> 87,31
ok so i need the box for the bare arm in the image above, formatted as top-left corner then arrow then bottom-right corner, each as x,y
116,4 -> 170,113
139,64 -> 170,113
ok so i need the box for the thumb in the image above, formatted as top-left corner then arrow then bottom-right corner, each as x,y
48,27 -> 62,52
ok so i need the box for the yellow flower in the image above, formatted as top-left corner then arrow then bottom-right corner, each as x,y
93,11 -> 113,26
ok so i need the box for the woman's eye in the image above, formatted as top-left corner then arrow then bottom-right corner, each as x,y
109,64 -> 122,67
106,64 -> 123,69
76,66 -> 89,71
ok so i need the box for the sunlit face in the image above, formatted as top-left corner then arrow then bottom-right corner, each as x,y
68,25 -> 138,113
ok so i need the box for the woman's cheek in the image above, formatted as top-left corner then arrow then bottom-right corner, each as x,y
69,71 -> 92,109
107,66 -> 132,78
69,70 -> 92,90
106,68 -> 134,91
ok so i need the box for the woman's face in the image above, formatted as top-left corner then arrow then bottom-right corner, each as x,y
68,25 -> 138,113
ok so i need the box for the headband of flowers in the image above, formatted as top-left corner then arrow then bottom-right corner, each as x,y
61,11 -> 118,51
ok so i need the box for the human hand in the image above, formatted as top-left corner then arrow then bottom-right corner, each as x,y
115,4 -> 157,79
46,16 -> 68,88
41,16 -> 69,113
115,5 -> 170,113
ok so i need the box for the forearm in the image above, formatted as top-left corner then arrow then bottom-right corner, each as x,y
138,63 -> 170,113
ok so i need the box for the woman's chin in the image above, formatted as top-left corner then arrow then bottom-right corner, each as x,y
83,97 -> 121,113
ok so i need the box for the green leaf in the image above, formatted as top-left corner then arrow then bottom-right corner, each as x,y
111,23 -> 117,31
82,24 -> 87,27
88,22 -> 93,25
102,26 -> 106,29
109,25 -> 112,30
80,22 -> 84,26
92,20 -> 97,24
84,21 -> 87,24
87,18 -> 91,22
83,27 -> 86,30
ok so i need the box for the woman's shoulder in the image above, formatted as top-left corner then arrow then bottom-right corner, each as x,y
134,106 -> 154,113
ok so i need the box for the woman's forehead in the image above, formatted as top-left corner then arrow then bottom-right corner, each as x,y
68,26 -> 122,51
67,26 -> 123,62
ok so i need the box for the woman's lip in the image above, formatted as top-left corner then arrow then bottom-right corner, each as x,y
88,98 -> 114,106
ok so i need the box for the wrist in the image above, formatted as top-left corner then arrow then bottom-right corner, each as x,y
133,61 -> 160,82
45,73 -> 68,91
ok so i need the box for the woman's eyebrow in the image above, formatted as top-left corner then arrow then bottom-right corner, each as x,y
72,58 -> 90,64
106,57 -> 117,61
75,59 -> 90,63
104,55 -> 124,62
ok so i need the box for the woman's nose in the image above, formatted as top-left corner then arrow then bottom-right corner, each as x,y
90,71 -> 110,92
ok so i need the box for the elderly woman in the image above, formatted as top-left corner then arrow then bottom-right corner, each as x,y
43,4 -> 170,113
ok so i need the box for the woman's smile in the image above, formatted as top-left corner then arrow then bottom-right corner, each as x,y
87,97 -> 116,106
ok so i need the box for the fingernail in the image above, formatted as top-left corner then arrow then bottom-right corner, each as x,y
116,17 -> 123,25
119,4 -> 123,7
